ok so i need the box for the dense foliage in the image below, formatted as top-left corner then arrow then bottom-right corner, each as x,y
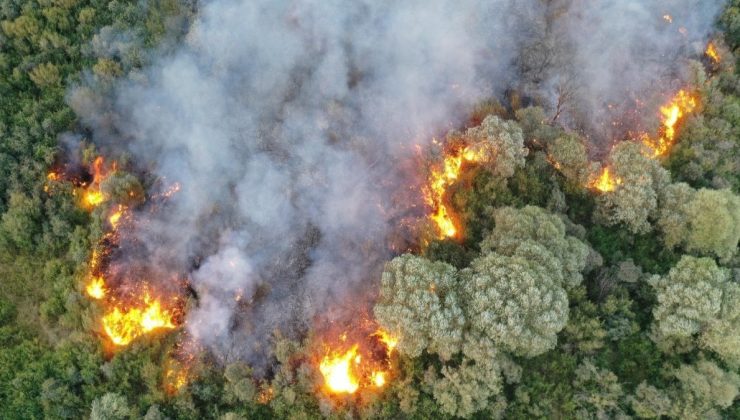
0,0 -> 738,419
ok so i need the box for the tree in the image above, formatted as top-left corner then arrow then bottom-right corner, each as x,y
671,359 -> 740,417
374,254 -> 465,360
90,392 -> 131,420
629,383 -> 673,418
424,359 -> 504,419
99,171 -> 145,205
659,183 -> 740,262
481,205 -> 592,289
629,359 -> 740,419
29,63 -> 61,88
461,115 -> 528,179
572,360 -> 625,419
701,282 -> 740,368
595,142 -> 670,234
648,256 -> 730,354
0,192 -> 42,252
223,362 -> 256,404
547,133 -> 591,185
462,243 -> 569,358
515,106 -> 562,147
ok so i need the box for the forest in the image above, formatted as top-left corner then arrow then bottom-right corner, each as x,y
0,0 -> 738,419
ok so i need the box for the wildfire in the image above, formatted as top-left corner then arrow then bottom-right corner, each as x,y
589,167 -> 622,193
84,190 -> 105,207
706,41 -> 720,64
258,386 -> 275,404
425,143 -> 490,239
164,364 -> 189,395
81,156 -> 113,208
663,14 -> 672,23
109,205 -> 125,228
373,329 -> 398,355
44,171 -> 61,193
642,90 -> 697,157
86,276 -> 106,299
102,292 -> 177,346
370,371 -> 386,387
318,329 -> 397,396
320,345 -> 361,394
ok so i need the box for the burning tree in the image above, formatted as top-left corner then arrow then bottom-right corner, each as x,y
593,142 -> 671,234
374,255 -> 464,360
47,154 -> 186,351
423,115 -> 528,241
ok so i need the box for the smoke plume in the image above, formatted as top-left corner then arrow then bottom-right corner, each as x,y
68,0 -> 724,366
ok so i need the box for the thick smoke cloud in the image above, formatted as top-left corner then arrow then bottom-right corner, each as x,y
515,0 -> 724,147
69,0 -> 724,366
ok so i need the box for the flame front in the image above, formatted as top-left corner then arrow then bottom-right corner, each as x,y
320,345 -> 361,394
642,90 -> 697,157
102,293 -> 177,346
589,167 -> 622,193
426,143 -> 489,239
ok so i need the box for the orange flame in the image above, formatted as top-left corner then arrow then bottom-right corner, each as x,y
109,205 -> 125,228
164,364 -> 189,395
318,329 -> 397,396
706,42 -> 720,64
86,276 -> 107,300
257,386 -> 275,404
44,171 -> 61,193
642,90 -> 697,157
81,157 -> 113,208
370,371 -> 386,387
102,293 -> 177,346
663,14 -> 673,23
84,190 -> 105,207
320,345 -> 361,394
425,143 -> 490,239
373,329 -> 398,355
589,167 -> 622,193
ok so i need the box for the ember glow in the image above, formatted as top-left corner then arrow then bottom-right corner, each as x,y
318,329 -> 398,396
257,386 -> 275,404
164,363 -> 190,395
589,167 -> 622,193
425,143 -> 490,239
642,90 -> 698,157
102,292 -> 178,346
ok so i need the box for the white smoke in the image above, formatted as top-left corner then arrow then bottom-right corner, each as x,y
69,0 -> 725,366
